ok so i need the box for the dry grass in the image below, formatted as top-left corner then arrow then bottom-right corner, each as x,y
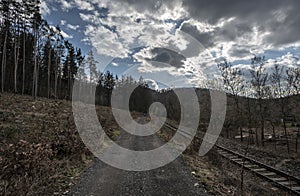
0,93 -> 120,195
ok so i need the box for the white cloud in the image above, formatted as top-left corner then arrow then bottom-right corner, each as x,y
111,62 -> 118,67
47,0 -> 300,88
50,25 -> 73,39
60,20 -> 67,26
145,79 -> 159,90
75,0 -> 94,11
60,0 -> 73,11
61,31 -> 73,39
84,25 -> 129,58
41,1 -> 51,16
274,53 -> 300,68
67,24 -> 80,31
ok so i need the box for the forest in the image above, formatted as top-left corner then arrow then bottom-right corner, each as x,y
0,0 -> 147,105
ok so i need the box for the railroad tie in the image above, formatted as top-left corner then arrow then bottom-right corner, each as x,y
218,152 -> 230,156
279,181 -> 297,186
231,158 -> 243,162
260,172 -> 277,176
244,165 -> 257,168
291,187 -> 300,191
253,168 -> 266,172
270,177 -> 287,182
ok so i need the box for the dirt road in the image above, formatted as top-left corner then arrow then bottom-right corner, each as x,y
69,118 -> 208,196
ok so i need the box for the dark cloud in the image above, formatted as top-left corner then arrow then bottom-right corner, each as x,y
117,0 -> 177,14
180,21 -> 254,50
180,21 -> 255,59
180,23 -> 215,48
182,0 -> 300,47
108,0 -> 300,48
264,14 -> 300,46
216,22 -> 253,42
182,0 -> 295,24
146,48 -> 186,68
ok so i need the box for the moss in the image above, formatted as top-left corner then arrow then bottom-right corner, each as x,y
113,130 -> 121,138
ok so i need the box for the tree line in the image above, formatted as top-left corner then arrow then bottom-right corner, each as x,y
0,0 -> 79,98
0,0 -> 150,104
217,56 -> 300,153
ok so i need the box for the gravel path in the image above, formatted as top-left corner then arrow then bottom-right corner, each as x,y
69,118 -> 208,196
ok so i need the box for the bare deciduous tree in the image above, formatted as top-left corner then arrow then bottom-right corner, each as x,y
270,64 -> 290,154
218,60 -> 245,142
250,56 -> 269,146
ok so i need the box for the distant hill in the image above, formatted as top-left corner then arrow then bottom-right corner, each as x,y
128,87 -> 300,135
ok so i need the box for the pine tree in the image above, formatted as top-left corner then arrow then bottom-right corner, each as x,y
0,0 -> 10,93
31,0 -> 42,98
53,26 -> 64,98
63,41 -> 78,99
86,50 -> 98,84
12,0 -> 22,93
104,71 -> 115,106
76,48 -> 86,96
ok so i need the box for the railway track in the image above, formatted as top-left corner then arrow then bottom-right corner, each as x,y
164,122 -> 300,195
217,146 -> 300,195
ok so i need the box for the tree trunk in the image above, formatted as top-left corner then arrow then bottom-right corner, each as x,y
14,25 -> 20,93
261,120 -> 265,146
32,31 -> 37,97
283,120 -> 290,154
234,96 -> 243,142
296,128 -> 299,153
54,57 -> 58,99
48,48 -> 51,98
58,73 -> 62,99
259,99 -> 265,146
68,66 -> 71,100
255,127 -> 259,147
271,122 -> 276,150
247,98 -> 252,130
1,31 -> 8,93
22,30 -> 26,94
35,54 -> 40,98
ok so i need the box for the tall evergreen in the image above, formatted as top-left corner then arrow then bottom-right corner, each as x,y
0,0 -> 123,104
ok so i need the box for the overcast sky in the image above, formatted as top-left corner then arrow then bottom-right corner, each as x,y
42,0 -> 300,89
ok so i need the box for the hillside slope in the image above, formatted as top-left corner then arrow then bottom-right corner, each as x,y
0,93 -> 120,195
